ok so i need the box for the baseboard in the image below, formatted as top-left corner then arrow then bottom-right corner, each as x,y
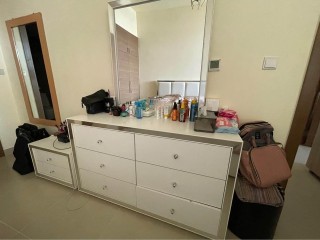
4,147 -> 14,156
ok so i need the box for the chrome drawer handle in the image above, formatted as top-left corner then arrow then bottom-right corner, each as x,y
172,182 -> 177,188
170,209 -> 175,215
97,140 -> 103,144
47,158 -> 52,161
173,154 -> 179,159
102,185 -> 108,190
100,164 -> 105,168
49,170 -> 55,174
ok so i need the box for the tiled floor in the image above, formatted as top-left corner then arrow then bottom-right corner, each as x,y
1,151 -> 320,239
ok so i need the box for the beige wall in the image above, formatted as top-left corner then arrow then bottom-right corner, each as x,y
115,7 -> 138,37
207,0 -> 320,144
0,46 -> 20,149
0,0 -> 114,150
0,0 -> 319,148
137,6 -> 206,98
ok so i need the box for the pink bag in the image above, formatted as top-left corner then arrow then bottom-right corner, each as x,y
240,144 -> 291,188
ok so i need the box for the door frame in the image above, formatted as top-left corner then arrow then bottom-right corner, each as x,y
285,21 -> 320,169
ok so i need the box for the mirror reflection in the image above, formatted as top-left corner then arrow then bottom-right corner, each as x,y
114,0 -> 207,104
6,13 -> 61,126
12,23 -> 54,120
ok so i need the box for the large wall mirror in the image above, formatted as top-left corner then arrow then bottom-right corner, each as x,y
108,0 -> 213,106
6,13 -> 61,126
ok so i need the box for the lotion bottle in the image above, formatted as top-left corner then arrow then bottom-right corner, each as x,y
179,101 -> 185,122
172,102 -> 177,121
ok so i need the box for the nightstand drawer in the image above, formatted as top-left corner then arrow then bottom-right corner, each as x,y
35,161 -> 72,184
135,134 -> 232,180
76,147 -> 136,184
72,124 -> 135,160
137,186 -> 220,236
136,162 -> 225,208
79,169 -> 136,206
33,148 -> 69,169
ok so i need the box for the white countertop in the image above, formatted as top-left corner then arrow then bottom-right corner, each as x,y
67,113 -> 242,146
29,135 -> 72,154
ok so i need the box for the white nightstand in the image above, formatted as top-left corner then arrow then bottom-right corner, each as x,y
29,136 -> 77,189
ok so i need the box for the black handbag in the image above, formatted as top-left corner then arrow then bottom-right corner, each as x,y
13,123 -> 49,175
81,90 -> 109,114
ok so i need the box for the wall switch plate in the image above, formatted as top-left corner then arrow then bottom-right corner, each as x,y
0,69 -> 5,75
262,57 -> 278,70
205,98 -> 220,111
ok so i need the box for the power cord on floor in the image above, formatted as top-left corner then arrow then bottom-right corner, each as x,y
65,189 -> 90,211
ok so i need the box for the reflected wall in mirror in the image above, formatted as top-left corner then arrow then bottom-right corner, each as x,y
108,0 -> 213,106
6,13 -> 61,126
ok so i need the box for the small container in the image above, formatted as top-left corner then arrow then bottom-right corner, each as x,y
189,98 -> 198,122
156,105 -> 161,119
160,104 -> 164,119
163,104 -> 170,119
177,100 -> 181,121
179,101 -> 185,122
135,102 -> 143,119
172,102 -> 177,121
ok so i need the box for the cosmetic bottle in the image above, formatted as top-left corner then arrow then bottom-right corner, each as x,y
179,101 -> 185,122
164,104 -> 170,119
172,102 -> 177,121
135,102 -> 143,119
156,104 -> 161,119
184,99 -> 189,121
189,98 -> 198,122
131,101 -> 136,117
106,102 -> 111,113
177,100 -> 181,121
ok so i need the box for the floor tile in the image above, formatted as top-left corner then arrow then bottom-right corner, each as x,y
0,221 -> 28,239
21,191 -> 118,239
99,206 -> 202,239
0,172 -> 73,231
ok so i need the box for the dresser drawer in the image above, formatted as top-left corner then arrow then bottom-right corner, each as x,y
135,134 -> 232,180
136,162 -> 225,208
33,148 -> 69,169
137,186 -> 220,236
79,169 -> 136,206
35,161 -> 72,184
72,124 -> 135,160
76,147 -> 136,184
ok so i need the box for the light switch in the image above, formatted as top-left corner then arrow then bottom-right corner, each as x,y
0,69 -> 4,75
262,57 -> 278,70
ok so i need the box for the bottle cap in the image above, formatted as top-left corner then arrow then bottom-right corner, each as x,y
173,102 -> 177,110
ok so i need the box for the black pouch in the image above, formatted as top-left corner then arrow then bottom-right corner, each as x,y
81,90 -> 109,114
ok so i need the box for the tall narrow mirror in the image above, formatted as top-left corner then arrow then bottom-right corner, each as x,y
6,13 -> 61,126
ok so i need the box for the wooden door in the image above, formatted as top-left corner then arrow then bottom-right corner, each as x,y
306,123 -> 320,177
304,91 -> 320,146
0,140 -> 4,157
116,25 -> 139,104
285,22 -> 320,170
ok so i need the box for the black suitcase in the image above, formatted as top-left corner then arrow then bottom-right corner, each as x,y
228,175 -> 284,239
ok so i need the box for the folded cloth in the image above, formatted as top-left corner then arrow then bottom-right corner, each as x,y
215,117 -> 240,134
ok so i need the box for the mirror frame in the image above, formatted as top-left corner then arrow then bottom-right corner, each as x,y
107,0 -> 214,107
6,12 -> 61,126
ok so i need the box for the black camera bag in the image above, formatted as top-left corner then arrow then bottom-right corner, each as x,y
81,89 -> 109,114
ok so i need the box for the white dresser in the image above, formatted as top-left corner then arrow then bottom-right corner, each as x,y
29,136 -> 77,189
67,114 -> 242,239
